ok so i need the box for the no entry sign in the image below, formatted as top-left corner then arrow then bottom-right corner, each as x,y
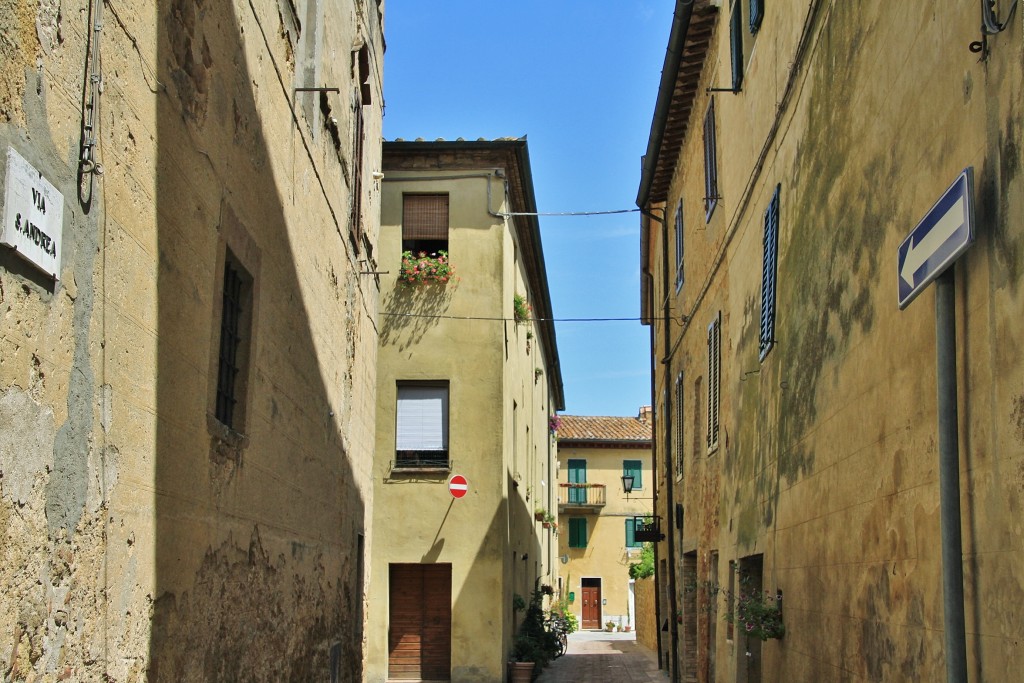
449,474 -> 468,499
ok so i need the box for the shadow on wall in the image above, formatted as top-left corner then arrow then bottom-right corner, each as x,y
379,281 -> 456,352
151,1 -> 366,680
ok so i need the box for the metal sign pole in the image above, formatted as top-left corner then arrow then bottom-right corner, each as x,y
935,268 -> 967,683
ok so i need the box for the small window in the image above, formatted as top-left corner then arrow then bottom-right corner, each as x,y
349,45 -> 373,253
403,194 -> 449,255
759,185 -> 781,361
707,312 -> 721,453
569,518 -> 588,548
674,200 -> 684,291
623,460 -> 643,491
674,374 -> 684,479
625,519 -> 643,548
215,251 -> 254,431
395,382 -> 449,468
703,98 -> 719,221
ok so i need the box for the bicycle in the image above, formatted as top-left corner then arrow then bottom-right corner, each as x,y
545,613 -> 569,658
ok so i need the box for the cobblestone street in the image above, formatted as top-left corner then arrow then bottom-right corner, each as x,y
535,631 -> 668,683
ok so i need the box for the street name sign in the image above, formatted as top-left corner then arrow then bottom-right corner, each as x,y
1,146 -> 64,279
448,474 -> 468,499
897,168 -> 975,309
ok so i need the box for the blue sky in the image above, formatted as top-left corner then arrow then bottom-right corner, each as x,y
382,1 -> 671,417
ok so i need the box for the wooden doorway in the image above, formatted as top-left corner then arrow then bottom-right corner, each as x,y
388,564 -> 452,681
581,578 -> 602,630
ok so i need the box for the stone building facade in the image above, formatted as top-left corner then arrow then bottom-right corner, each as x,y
1,0 -> 384,680
638,1 -> 1024,681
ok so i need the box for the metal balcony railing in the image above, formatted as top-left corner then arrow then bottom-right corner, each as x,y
557,483 -> 607,508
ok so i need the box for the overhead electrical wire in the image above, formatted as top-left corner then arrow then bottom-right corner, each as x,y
381,311 -> 670,323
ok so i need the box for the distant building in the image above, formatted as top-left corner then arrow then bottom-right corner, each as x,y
556,410 -> 653,631
638,1 -> 1024,681
366,138 -> 564,683
0,1 -> 384,680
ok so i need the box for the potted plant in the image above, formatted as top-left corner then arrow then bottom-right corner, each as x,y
398,250 -> 455,285
534,507 -> 546,522
727,588 -> 785,641
605,620 -> 616,632
542,512 -> 556,529
509,635 -> 541,682
513,293 -> 531,323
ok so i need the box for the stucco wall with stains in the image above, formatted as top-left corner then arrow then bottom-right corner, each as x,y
1,1 -> 384,680
646,1 -> 1024,681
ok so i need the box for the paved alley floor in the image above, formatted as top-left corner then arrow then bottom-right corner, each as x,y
534,631 -> 669,683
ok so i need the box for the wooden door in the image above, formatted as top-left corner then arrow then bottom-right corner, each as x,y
389,564 -> 452,681
581,584 -> 601,630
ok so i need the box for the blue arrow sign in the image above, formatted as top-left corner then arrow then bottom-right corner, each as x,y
897,168 -> 975,309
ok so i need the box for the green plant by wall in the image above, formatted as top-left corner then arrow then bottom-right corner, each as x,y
513,293 -> 531,322
629,543 -> 655,579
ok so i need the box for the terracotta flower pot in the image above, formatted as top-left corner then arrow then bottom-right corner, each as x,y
509,661 -> 534,683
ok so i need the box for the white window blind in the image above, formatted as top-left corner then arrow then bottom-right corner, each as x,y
396,385 -> 448,451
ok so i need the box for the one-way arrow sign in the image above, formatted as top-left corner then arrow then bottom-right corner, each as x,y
897,168 -> 975,309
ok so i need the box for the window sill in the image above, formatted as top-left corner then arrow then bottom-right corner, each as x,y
207,413 -> 249,461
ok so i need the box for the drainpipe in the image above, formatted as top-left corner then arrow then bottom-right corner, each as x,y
645,275 -> 667,671
659,208 -> 679,683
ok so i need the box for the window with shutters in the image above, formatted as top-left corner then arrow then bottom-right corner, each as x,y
703,98 -> 719,221
403,194 -> 449,255
215,251 -> 254,432
623,459 -> 643,491
395,382 -> 449,469
749,0 -> 764,33
707,313 -> 721,453
759,185 -> 780,361
674,200 -> 684,292
674,373 -> 684,480
729,1 -> 744,92
569,518 -> 588,549
729,0 -> 762,92
625,518 -> 643,548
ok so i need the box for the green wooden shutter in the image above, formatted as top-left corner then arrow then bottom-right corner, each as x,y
759,185 -> 780,361
569,518 -> 587,548
623,460 -> 642,490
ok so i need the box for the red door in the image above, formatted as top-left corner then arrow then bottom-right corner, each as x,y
581,584 -> 601,630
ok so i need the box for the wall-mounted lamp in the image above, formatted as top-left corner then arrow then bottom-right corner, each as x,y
560,554 -> 569,565
621,474 -> 635,497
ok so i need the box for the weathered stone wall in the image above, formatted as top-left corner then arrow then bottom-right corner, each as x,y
1,0 -> 383,680
634,576 -> 658,653
647,1 -> 1024,681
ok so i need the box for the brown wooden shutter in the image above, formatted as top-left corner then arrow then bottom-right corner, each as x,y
388,564 -> 452,681
403,195 -> 449,242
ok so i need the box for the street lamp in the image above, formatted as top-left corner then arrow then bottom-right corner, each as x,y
621,474 -> 635,497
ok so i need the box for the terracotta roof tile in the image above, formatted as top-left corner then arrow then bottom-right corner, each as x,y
557,415 -> 653,444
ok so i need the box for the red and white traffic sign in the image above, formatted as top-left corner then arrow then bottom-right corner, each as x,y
449,474 -> 469,499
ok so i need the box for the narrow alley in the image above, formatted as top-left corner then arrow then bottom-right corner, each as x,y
535,631 -> 668,683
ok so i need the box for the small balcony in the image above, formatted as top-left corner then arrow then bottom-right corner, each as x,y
557,483 -> 606,511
